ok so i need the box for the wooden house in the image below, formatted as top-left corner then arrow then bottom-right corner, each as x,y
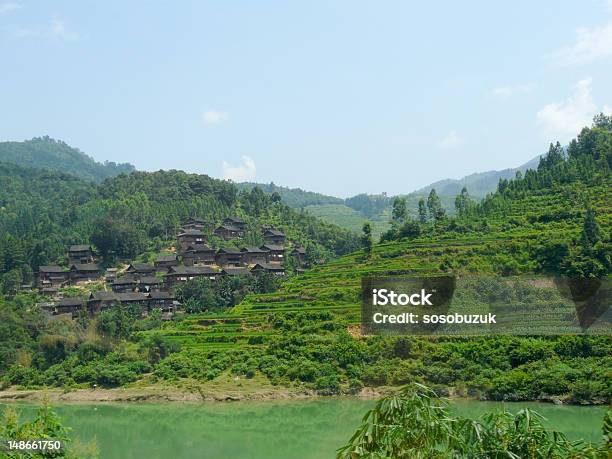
105,268 -> 118,281
177,229 -> 206,251
164,266 -> 218,286
181,217 -> 208,231
111,275 -> 139,293
154,255 -> 178,270
263,229 -> 286,245
148,291 -> 177,312
221,267 -> 252,277
213,224 -> 243,240
38,266 -> 69,288
55,297 -> 86,317
223,216 -> 246,232
88,291 -> 119,314
215,248 -> 244,267
125,263 -> 156,278
138,276 -> 163,293
68,245 -> 94,264
240,247 -> 269,265
69,263 -> 102,283
116,292 -> 149,307
291,246 -> 307,266
261,244 -> 285,263
182,244 -> 216,266
250,263 -> 286,276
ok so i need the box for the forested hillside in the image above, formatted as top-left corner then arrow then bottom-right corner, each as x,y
0,137 -> 134,182
235,182 -> 343,208
0,167 -> 359,292
0,117 -> 609,404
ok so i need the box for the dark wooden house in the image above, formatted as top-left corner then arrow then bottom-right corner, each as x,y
221,267 -> 252,277
182,244 -> 216,266
126,263 -> 156,278
250,263 -> 286,276
215,248 -> 244,267
181,217 -> 208,231
213,224 -> 243,240
223,216 -> 246,232
55,297 -> 86,317
177,229 -> 206,251
111,275 -> 138,293
68,245 -> 94,264
116,292 -> 149,307
291,246 -> 307,266
240,247 -> 269,265
148,291 -> 177,312
69,263 -> 102,283
263,229 -> 286,245
154,255 -> 178,270
164,266 -> 218,286
261,244 -> 285,263
88,291 -> 119,314
138,276 -> 163,292
38,266 -> 69,288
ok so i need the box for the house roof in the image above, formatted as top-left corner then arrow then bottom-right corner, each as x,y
292,247 -> 306,255
261,244 -> 285,252
39,265 -> 66,273
224,216 -> 245,224
241,246 -> 269,253
116,292 -> 148,302
58,297 -> 85,307
185,244 -> 214,253
264,229 -> 285,237
155,255 -> 177,262
139,276 -> 162,284
89,291 -> 118,301
167,266 -> 217,275
127,263 -> 155,272
217,247 -> 242,254
69,244 -> 92,252
184,217 -> 206,223
149,291 -> 174,300
214,224 -> 241,232
112,276 -> 138,285
222,267 -> 251,276
178,229 -> 205,237
71,263 -> 100,272
251,263 -> 285,272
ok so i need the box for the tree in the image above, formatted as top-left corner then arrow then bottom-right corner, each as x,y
361,222 -> 372,257
454,187 -> 473,217
581,207 -> 601,252
391,197 -> 407,229
427,189 -> 445,221
417,198 -> 427,223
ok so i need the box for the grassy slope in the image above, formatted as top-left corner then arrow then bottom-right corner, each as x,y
305,204 -> 390,238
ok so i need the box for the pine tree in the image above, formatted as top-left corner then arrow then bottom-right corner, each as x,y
418,199 -> 427,223
581,207 -> 601,252
361,222 -> 372,257
391,197 -> 407,229
427,189 -> 445,221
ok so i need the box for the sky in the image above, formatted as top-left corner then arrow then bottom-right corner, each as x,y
1,1 -> 611,197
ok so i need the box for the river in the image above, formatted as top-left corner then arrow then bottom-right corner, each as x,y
1,399 -> 606,458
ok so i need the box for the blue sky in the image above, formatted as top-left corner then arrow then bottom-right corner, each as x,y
1,1 -> 611,197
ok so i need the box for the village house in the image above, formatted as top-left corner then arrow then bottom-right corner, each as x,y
148,291 -> 177,314
38,265 -> 69,288
105,268 -> 118,281
250,263 -> 286,276
116,292 -> 149,307
215,248 -> 244,267
240,247 -> 269,265
221,267 -> 252,277
181,217 -> 208,232
69,263 -> 102,283
291,246 -> 307,266
55,297 -> 86,318
164,265 -> 218,286
68,245 -> 94,264
177,229 -> 206,251
223,216 -> 246,232
138,276 -> 163,292
182,244 -> 216,266
88,291 -> 119,314
213,224 -> 243,240
263,229 -> 286,245
41,286 -> 60,298
111,275 -> 139,293
154,255 -> 178,270
125,263 -> 156,278
261,244 -> 285,263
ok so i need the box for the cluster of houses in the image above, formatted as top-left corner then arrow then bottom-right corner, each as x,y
37,216 -> 308,321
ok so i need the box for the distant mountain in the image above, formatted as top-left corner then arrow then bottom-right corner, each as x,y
235,182 -> 342,208
412,155 -> 541,198
0,136 -> 135,182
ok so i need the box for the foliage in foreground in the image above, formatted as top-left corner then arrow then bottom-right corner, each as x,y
337,383 -> 611,459
0,399 -> 97,458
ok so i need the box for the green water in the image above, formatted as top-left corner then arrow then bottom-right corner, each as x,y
1,399 -> 606,459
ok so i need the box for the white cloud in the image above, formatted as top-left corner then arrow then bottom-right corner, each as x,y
551,23 -> 612,65
437,130 -> 464,149
536,78 -> 603,142
491,83 -> 534,98
222,156 -> 256,182
0,2 -> 20,14
14,17 -> 78,41
202,110 -> 228,125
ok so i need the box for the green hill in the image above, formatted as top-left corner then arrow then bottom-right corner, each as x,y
0,136 -> 135,182
235,182 -> 342,208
